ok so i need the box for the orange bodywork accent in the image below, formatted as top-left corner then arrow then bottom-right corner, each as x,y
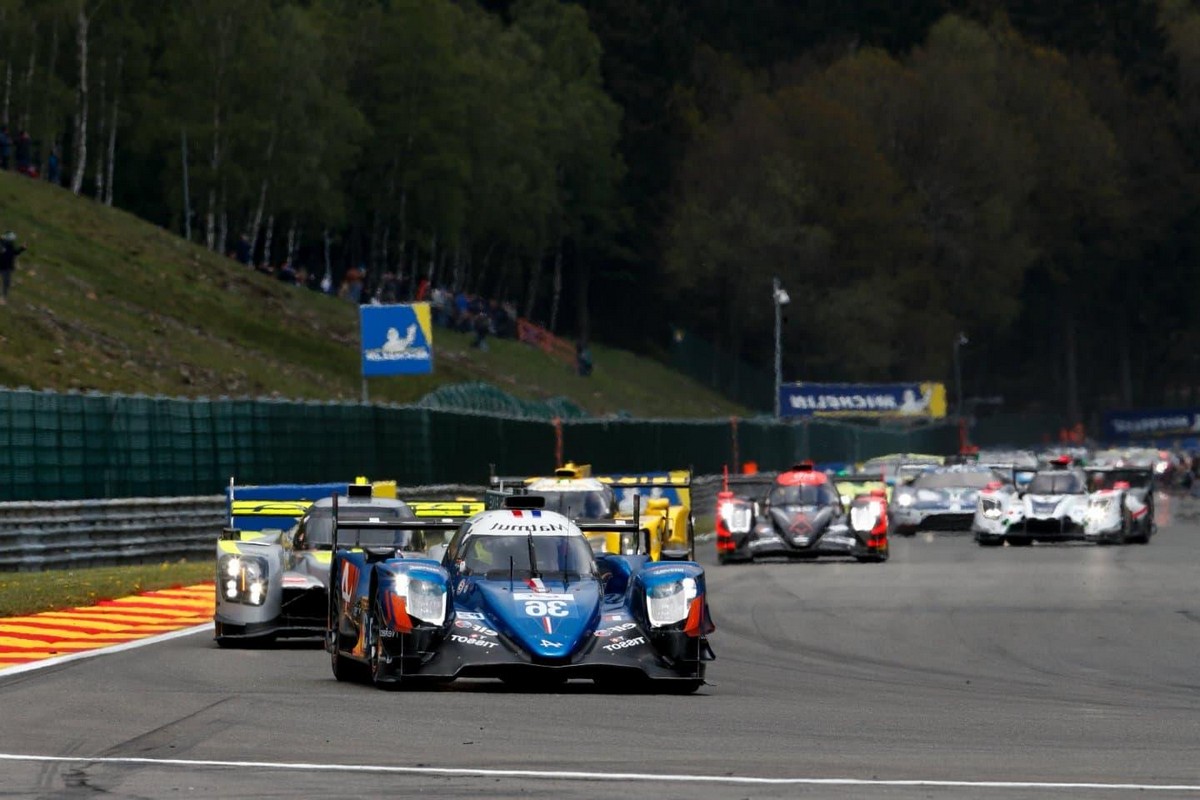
387,594 -> 413,634
684,596 -> 704,637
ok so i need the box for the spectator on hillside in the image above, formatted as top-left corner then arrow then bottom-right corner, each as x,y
294,266 -> 309,289
234,234 -> 252,266
489,299 -> 512,338
341,263 -> 365,303
0,126 -> 10,170
576,339 -> 593,377
377,270 -> 401,304
15,130 -> 32,175
471,305 -> 490,351
277,261 -> 297,285
416,277 -> 430,301
430,284 -> 449,326
0,231 -> 27,306
46,146 -> 61,185
454,290 -> 470,331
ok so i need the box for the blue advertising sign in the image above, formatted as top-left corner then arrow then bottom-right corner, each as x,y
779,382 -> 947,418
1101,408 -> 1200,440
360,303 -> 433,376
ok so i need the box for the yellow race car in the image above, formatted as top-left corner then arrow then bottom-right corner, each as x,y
489,463 -> 695,560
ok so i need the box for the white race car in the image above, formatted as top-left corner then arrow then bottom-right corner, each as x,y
974,466 -> 1154,546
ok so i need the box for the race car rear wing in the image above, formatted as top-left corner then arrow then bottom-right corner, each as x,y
330,489 -> 461,553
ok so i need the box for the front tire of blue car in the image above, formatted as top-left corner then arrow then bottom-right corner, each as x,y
331,637 -> 363,683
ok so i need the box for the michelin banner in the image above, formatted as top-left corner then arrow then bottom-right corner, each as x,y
360,303 -> 434,376
780,382 -> 947,419
1101,408 -> 1200,440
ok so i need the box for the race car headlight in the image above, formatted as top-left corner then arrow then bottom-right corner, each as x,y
1086,498 -> 1115,523
895,493 -> 914,507
981,501 -> 1002,520
619,530 -> 638,555
718,502 -> 753,534
849,501 -> 882,532
406,578 -> 447,625
389,573 -> 447,626
646,577 -> 697,627
1154,461 -> 1169,474
218,554 -> 268,606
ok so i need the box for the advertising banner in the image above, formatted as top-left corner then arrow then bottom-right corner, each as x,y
360,303 -> 434,376
780,382 -> 947,419
1101,408 -> 1200,440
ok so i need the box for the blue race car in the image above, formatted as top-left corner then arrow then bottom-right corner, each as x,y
326,495 -> 715,692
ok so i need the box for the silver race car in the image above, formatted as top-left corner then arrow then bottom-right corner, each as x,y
889,465 -> 1005,535
214,482 -> 474,646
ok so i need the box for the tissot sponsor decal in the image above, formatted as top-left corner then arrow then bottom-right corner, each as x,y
455,610 -> 485,620
449,634 -> 498,649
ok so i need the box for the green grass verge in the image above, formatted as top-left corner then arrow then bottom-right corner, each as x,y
0,561 -> 212,618
0,173 -> 747,418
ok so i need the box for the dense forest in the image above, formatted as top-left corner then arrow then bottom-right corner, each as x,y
1,0 -> 1199,423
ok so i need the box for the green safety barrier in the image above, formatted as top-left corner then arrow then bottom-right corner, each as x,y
0,386 -> 969,501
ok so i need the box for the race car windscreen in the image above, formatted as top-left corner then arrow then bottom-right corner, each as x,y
912,471 -> 998,490
769,483 -> 839,508
1027,473 -> 1085,494
536,489 -> 612,519
462,534 -> 596,579
306,507 -> 417,547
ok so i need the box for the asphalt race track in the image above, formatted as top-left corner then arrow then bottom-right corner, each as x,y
2,495 -> 1199,799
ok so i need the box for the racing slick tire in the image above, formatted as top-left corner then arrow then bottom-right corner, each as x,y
855,554 -> 887,563
1006,536 -> 1032,547
976,536 -> 1003,547
330,638 -> 366,683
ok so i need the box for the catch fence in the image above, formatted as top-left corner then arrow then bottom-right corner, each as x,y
0,387 -> 961,502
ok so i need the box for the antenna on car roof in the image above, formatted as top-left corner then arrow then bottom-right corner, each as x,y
634,493 -> 641,555
228,476 -> 235,528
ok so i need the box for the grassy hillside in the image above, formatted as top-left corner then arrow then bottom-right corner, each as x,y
0,173 -> 746,418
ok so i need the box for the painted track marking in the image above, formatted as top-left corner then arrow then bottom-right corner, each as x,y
0,624 -> 210,677
0,753 -> 1195,792
0,584 -> 212,669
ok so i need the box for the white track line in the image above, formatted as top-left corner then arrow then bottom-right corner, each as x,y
0,753 -> 1195,792
0,623 -> 210,678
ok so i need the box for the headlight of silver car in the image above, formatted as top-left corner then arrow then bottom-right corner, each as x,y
718,502 -> 754,534
895,492 -> 914,507
646,577 -> 697,627
218,554 -> 268,606
981,500 -> 1002,520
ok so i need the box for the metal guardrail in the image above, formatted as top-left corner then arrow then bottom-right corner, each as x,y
0,477 -> 733,572
0,496 -> 226,572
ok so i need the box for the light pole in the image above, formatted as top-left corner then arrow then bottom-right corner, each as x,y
773,277 -> 790,418
953,332 -> 969,420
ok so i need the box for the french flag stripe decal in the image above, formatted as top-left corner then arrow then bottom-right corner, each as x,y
531,510 -> 542,517
528,577 -> 546,592
512,510 -> 523,518
542,616 -> 553,634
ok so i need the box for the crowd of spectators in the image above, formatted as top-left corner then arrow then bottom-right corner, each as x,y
228,249 -> 586,372
427,285 -> 516,351
0,126 -> 57,182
